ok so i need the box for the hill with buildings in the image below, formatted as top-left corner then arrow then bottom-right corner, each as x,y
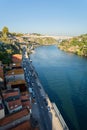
58,34 -> 87,57
0,26 -> 58,64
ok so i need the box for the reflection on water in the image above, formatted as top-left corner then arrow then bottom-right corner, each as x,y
30,45 -> 87,130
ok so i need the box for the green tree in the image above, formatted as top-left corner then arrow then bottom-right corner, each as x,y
2,26 -> 9,37
2,26 -> 9,34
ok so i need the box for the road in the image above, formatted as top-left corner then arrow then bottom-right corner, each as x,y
22,48 -> 52,130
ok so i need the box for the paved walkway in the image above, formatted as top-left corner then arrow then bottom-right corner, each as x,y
31,63 -> 69,130
47,97 -> 64,130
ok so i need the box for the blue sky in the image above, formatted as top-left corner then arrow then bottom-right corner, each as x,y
0,0 -> 87,35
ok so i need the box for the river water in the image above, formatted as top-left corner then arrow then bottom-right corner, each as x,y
30,45 -> 87,130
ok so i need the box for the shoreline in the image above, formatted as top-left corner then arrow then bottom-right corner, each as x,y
30,57 -> 69,130
58,46 -> 87,58
27,45 -> 69,130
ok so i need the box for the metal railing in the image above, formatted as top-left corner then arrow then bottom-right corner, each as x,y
52,103 -> 69,130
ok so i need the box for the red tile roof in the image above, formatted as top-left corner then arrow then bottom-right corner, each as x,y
21,91 -> 30,95
6,69 -> 24,76
21,94 -> 30,101
9,120 -> 39,130
12,54 -> 22,63
2,90 -> 19,100
22,100 -> 31,108
7,99 -> 22,110
8,80 -> 25,86
10,63 -> 21,68
0,108 -> 29,126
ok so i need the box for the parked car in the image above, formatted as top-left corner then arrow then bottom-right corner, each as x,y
32,91 -> 35,98
43,98 -> 48,106
47,106 -> 51,111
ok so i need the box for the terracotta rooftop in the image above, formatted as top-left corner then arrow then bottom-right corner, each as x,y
8,80 -> 25,86
21,91 -> 29,95
2,89 -> 19,100
9,120 -> 39,130
10,63 -> 21,68
7,99 -> 22,110
6,69 -> 24,76
0,108 -> 29,126
21,94 -> 30,101
12,54 -> 22,63
0,66 -> 3,71
22,100 -> 31,108
12,54 -> 22,59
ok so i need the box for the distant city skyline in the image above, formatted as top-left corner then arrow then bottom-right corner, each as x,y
0,0 -> 87,36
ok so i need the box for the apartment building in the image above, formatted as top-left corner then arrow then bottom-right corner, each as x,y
2,88 -> 22,113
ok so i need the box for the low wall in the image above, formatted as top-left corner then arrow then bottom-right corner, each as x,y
52,103 -> 69,130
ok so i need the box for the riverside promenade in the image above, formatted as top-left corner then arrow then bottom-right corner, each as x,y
22,46 -> 69,130
31,64 -> 69,130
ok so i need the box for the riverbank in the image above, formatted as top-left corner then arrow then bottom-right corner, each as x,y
58,34 -> 87,57
30,45 -> 87,130
28,50 -> 69,130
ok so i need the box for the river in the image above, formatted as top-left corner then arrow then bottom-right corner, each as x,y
30,45 -> 87,130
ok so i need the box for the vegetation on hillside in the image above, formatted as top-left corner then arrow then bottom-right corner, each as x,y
36,37 -> 57,45
0,26 -> 23,44
0,26 -> 22,64
0,26 -> 57,64
0,42 -> 22,64
31,33 -> 42,36
58,34 -> 87,57
0,26 -> 11,44
27,37 -> 57,45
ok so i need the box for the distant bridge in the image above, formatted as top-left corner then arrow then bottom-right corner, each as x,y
22,35 -> 73,40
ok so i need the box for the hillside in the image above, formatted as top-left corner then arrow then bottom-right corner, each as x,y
58,34 -> 87,57
28,36 -> 58,45
37,37 -> 58,45
0,27 -> 23,64
0,42 -> 22,64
